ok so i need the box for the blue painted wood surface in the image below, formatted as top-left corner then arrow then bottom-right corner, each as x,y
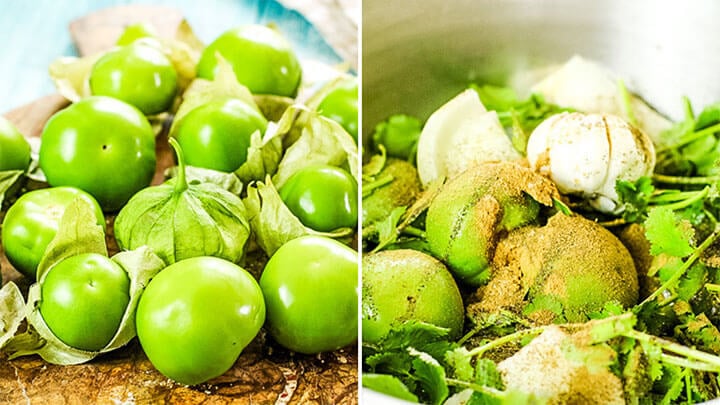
0,0 -> 341,113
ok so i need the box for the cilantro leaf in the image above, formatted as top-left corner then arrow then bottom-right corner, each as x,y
474,358 -> 504,390
522,294 -> 566,323
657,364 -> 685,404
369,206 -> 408,253
362,373 -> 419,402
656,100 -> 720,177
378,320 -> 452,351
676,263 -> 708,301
444,346 -> 474,381
616,177 -> 654,222
372,114 -> 422,161
409,347 -> 449,405
645,206 -> 695,257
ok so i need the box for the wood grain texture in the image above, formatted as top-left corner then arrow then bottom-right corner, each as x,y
3,94 -> 69,139
0,3 -> 358,404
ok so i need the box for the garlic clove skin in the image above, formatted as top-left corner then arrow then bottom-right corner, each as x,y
599,114 -> 656,211
416,89 -> 521,186
527,112 -> 655,214
532,55 -> 672,147
527,112 -> 610,196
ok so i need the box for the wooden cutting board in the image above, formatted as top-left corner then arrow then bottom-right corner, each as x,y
0,5 -> 358,404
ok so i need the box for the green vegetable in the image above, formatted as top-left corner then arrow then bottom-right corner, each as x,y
1,186 -> 104,280
197,24 -> 302,97
656,99 -> 720,177
39,96 -> 157,211
3,198 -> 164,365
362,373 -> 419,402
39,253 -> 130,351
115,23 -> 157,46
170,54 -> 283,186
371,114 -> 422,161
362,156 -> 422,228
318,76 -> 358,142
172,98 -> 268,172
363,321 -> 458,405
362,249 -> 464,344
272,106 -> 359,189
278,164 -> 358,232
425,162 -> 558,285
49,22 -> 201,117
89,42 -> 178,115
483,213 -> 639,323
243,106 -> 358,257
114,139 -> 251,265
0,116 -> 30,171
364,86 -> 720,404
260,235 -> 357,354
136,256 -> 265,385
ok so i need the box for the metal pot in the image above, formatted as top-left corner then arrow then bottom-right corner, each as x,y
362,0 -> 720,138
361,0 -> 720,402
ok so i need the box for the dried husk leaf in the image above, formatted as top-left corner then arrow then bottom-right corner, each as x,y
244,176 -> 353,256
272,105 -> 358,189
3,199 -> 165,364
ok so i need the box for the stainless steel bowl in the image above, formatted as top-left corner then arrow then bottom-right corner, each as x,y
363,0 -> 720,138
362,0 -> 720,402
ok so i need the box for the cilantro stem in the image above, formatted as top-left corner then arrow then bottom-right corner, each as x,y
651,189 -> 705,203
660,186 -> 709,211
401,225 -> 426,239
653,173 -> 720,185
657,122 -> 720,152
445,378 -> 506,398
705,283 -> 720,293
362,174 -> 394,197
458,324 -> 485,346
659,353 -> 720,372
598,218 -> 628,228
623,329 -> 720,371
640,224 -> 720,305
466,327 -> 545,358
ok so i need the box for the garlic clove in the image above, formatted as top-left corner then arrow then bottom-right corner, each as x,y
416,89 -> 520,186
532,55 -> 672,147
598,114 -> 656,211
527,112 -> 610,196
527,112 -> 655,214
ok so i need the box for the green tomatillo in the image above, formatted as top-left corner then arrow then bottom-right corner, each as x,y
172,98 -> 268,172
89,42 -> 178,115
425,162 -> 558,286
278,164 -> 358,232
318,77 -> 358,142
1,187 -> 104,280
115,23 -> 158,46
39,96 -> 156,211
362,249 -> 464,344
136,256 -> 265,385
197,24 -> 302,97
260,235 -> 358,354
372,114 -> 422,161
114,138 -> 251,265
0,116 -> 31,171
39,253 -> 130,351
